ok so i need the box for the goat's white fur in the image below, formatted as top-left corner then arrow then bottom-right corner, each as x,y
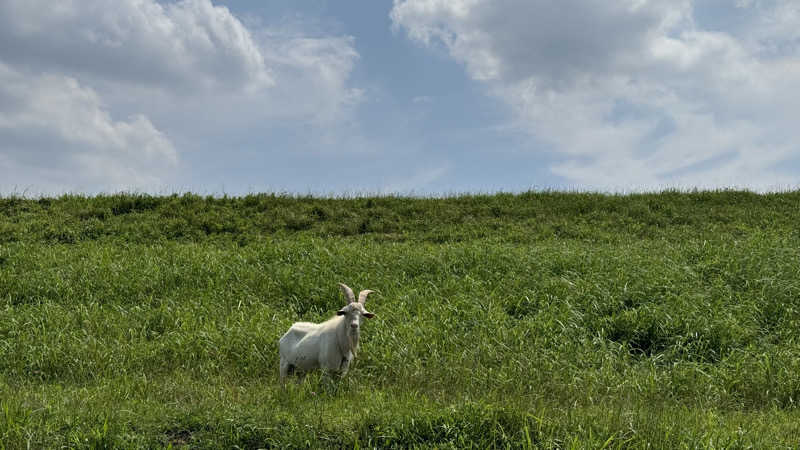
279,283 -> 376,384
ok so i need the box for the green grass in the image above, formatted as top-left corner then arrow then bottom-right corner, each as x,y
2,191 -> 800,448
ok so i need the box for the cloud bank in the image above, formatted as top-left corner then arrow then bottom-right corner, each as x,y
0,0 -> 361,194
392,0 -> 800,190
0,63 -> 177,193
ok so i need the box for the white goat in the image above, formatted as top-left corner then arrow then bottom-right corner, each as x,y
279,283 -> 376,384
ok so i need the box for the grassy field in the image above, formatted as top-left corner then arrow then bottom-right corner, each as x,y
2,191 -> 800,448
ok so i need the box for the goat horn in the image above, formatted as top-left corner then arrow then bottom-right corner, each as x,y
358,289 -> 374,304
338,283 -> 356,303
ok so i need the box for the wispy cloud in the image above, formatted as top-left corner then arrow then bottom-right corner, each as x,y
384,164 -> 451,194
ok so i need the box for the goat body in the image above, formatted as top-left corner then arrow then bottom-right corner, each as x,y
279,316 -> 354,377
279,283 -> 376,383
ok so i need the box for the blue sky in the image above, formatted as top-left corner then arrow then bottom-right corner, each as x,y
1,0 -> 799,195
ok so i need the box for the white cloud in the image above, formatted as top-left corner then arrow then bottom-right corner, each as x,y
392,0 -> 800,191
0,0 -> 363,193
391,0 -> 692,86
733,0 -> 800,56
0,63 -> 177,194
255,33 -> 362,123
0,0 -> 273,93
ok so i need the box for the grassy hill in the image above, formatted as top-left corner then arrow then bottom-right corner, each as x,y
1,191 -> 800,448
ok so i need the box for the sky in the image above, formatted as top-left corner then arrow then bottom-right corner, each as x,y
1,0 -> 800,195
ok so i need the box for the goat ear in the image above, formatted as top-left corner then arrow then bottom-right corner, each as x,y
358,289 -> 374,304
363,312 -> 376,319
338,283 -> 355,303
336,309 -> 347,316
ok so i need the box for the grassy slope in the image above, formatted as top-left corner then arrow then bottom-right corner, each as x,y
1,191 -> 800,448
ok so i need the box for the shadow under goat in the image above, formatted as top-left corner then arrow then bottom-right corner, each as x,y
278,283 -> 377,385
